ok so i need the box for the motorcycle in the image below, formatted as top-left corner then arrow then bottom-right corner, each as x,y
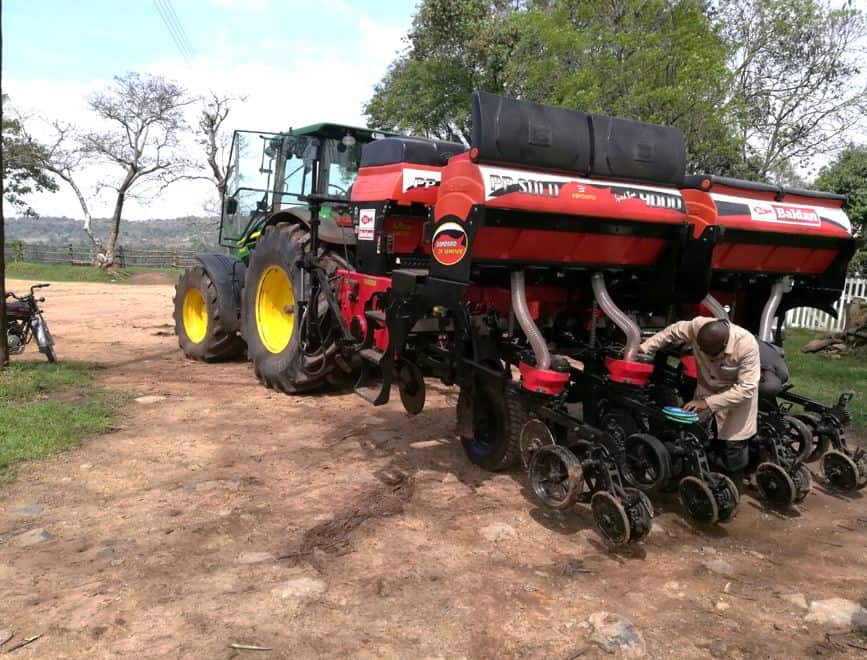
5,283 -> 57,363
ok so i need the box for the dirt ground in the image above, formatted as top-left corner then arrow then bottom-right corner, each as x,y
1,279 -> 866,659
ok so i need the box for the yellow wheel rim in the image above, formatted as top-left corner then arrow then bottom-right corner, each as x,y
182,288 -> 208,344
256,265 -> 295,353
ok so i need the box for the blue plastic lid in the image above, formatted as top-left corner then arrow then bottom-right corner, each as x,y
662,406 -> 699,424
663,406 -> 689,414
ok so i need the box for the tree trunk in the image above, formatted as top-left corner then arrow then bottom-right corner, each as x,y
72,183 -> 98,249
206,130 -> 225,202
103,191 -> 126,269
102,170 -> 135,270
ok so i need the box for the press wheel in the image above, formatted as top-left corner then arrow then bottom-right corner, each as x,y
528,444 -> 583,510
794,412 -> 830,462
622,487 -> 654,542
822,450 -> 862,492
707,472 -> 740,523
783,415 -> 814,462
591,491 -> 631,545
789,464 -> 812,503
622,433 -> 672,493
755,462 -> 796,506
678,475 -> 719,525
856,452 -> 867,490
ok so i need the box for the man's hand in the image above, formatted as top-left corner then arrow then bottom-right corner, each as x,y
683,399 -> 709,413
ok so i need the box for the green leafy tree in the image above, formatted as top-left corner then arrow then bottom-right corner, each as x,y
815,145 -> 867,232
1,95 -> 58,215
365,0 -> 518,142
365,0 -> 740,172
814,145 -> 867,274
720,0 -> 867,182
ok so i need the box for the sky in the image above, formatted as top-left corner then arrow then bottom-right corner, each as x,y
2,0 -> 418,219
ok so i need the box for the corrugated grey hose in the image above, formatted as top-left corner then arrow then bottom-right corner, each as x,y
702,294 -> 729,320
759,277 -> 793,343
591,272 -> 641,362
511,270 -> 551,370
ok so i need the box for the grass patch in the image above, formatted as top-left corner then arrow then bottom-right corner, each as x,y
6,261 -> 182,284
0,360 -> 120,483
783,328 -> 867,429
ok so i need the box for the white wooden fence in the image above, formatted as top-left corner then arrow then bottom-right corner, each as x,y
785,277 -> 867,332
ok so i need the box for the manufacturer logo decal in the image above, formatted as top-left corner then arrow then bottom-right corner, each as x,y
610,186 -> 685,211
749,202 -> 820,226
358,208 -> 376,241
402,168 -> 442,192
750,204 -> 773,217
488,174 -> 561,198
431,221 -> 469,266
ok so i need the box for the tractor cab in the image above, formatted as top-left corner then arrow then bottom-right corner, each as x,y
220,123 -> 398,259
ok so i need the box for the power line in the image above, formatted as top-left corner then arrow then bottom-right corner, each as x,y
154,0 -> 192,62
162,0 -> 196,59
153,0 -> 189,62
152,0 -> 194,63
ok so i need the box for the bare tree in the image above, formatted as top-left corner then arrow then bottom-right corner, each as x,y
21,121 -> 104,257
81,72 -> 195,268
197,92 -> 244,212
721,0 -> 867,181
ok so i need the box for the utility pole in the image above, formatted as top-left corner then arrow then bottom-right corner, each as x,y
0,13 -> 8,370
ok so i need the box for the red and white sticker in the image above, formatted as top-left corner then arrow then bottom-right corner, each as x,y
748,202 -> 820,226
358,208 -> 376,241
711,191 -> 852,233
431,221 -> 469,266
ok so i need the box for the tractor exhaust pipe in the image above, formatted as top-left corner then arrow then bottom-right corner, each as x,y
759,277 -> 794,343
702,294 -> 729,320
511,270 -> 551,370
591,272 -> 641,362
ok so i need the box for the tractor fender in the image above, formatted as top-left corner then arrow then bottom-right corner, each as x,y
266,209 -> 357,246
194,253 -> 246,333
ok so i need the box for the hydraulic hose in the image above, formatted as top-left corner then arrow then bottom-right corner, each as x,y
759,277 -> 793,343
511,270 -> 551,370
702,294 -> 729,320
591,272 -> 641,362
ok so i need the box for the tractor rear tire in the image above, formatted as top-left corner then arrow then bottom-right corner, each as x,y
458,378 -> 528,472
242,222 -> 347,394
174,266 -> 245,362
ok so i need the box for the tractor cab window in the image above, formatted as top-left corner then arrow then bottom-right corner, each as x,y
320,138 -> 363,198
220,130 -> 283,246
278,135 -> 363,203
280,135 -> 317,202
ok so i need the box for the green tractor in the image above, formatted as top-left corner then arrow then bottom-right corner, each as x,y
172,122 -> 394,391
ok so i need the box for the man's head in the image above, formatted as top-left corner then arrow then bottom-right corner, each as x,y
697,319 -> 730,357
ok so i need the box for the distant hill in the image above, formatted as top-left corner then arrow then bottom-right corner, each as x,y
4,216 -> 222,251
